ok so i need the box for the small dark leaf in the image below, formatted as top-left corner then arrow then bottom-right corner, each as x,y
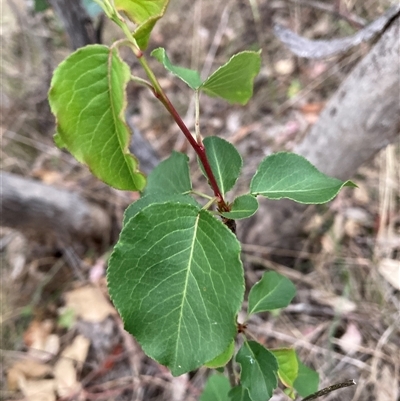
236,341 -> 278,401
248,271 -> 296,315
293,356 -> 319,398
221,194 -> 258,220
229,386 -> 252,401
200,137 -> 243,195
200,374 -> 231,401
144,151 -> 192,196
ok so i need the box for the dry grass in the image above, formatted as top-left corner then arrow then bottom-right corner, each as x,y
1,0 -> 399,400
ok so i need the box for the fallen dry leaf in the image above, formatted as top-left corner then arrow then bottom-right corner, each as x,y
32,169 -> 63,185
23,319 -> 53,348
344,219 -> 362,238
7,359 -> 52,389
54,358 -> 81,398
18,377 -> 56,401
338,322 -> 362,355
274,58 -> 295,75
378,258 -> 400,290
53,335 -> 89,398
23,320 -> 59,361
64,285 -> 116,323
61,334 -> 91,368
299,102 -> 326,125
7,359 -> 53,390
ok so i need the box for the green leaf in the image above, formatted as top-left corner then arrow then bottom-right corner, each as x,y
200,374 -> 231,401
34,0 -> 49,12
221,195 -> 258,220
229,386 -> 252,401
151,48 -> 202,89
293,357 -> 319,398
236,341 -> 278,401
133,16 -> 164,50
248,272 -> 296,316
200,137 -> 243,195
123,193 -> 200,226
144,151 -> 192,196
49,45 -> 145,191
114,0 -> 169,49
108,203 -> 244,376
270,348 -> 298,389
250,152 -> 356,204
115,0 -> 167,24
205,340 -> 235,368
201,51 -> 261,105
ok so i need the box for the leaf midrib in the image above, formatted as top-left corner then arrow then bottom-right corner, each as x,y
174,212 -> 201,366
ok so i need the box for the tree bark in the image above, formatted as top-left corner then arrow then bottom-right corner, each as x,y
48,0 -> 97,50
240,16 -> 400,250
1,172 -> 111,249
294,15 -> 400,180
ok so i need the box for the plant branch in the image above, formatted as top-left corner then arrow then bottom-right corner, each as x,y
109,3 -> 230,208
138,55 -> 228,208
301,380 -> 356,400
130,75 -> 153,90
194,90 -> 201,142
190,190 -> 214,200
226,358 -> 237,387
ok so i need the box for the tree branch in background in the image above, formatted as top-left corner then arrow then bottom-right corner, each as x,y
240,15 -> 400,249
48,0 -> 97,50
1,172 -> 111,249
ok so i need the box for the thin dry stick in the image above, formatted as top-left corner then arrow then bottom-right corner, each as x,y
181,0 -> 233,132
301,379 -> 356,400
249,318 -> 371,372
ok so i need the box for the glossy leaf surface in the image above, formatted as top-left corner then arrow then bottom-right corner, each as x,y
201,51 -> 261,104
200,137 -> 243,195
236,341 -> 278,401
248,272 -> 296,316
49,45 -> 145,191
108,203 -> 244,376
221,194 -> 258,220
250,152 -> 356,204
151,47 -> 202,89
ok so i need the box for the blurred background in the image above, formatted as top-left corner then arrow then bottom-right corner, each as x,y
1,0 -> 399,400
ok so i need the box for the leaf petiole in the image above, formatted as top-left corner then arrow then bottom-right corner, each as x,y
130,75 -> 154,90
190,190 -> 214,200
202,197 -> 219,211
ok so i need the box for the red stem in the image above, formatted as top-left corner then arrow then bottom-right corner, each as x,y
135,52 -> 228,210
155,91 -> 229,211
